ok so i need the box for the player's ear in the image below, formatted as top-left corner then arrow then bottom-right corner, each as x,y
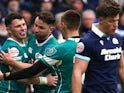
61,21 -> 66,29
99,17 -> 104,24
50,26 -> 55,32
6,27 -> 12,34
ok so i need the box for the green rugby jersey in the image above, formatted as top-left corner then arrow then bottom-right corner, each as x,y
27,34 -> 58,93
41,38 -> 80,93
27,34 -> 58,61
0,38 -> 28,93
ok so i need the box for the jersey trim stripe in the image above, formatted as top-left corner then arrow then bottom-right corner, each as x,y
75,54 -> 90,62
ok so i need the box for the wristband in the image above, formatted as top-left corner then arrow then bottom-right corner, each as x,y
39,76 -> 48,85
3,73 -> 6,79
3,72 -> 10,80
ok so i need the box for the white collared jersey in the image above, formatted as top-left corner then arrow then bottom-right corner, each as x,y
27,34 -> 58,61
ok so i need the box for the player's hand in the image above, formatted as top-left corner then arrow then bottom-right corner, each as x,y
46,73 -> 58,86
0,50 -> 14,65
0,71 -> 3,81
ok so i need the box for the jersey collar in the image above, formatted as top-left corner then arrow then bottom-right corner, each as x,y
36,34 -> 53,46
68,36 -> 80,42
8,37 -> 26,47
92,23 -> 107,38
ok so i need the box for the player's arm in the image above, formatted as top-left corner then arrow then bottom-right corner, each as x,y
72,58 -> 89,93
18,73 -> 58,86
118,55 -> 124,84
0,59 -> 48,80
0,50 -> 32,70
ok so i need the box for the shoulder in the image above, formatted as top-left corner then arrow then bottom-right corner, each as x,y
114,33 -> 122,38
28,34 -> 35,44
112,33 -> 123,45
59,40 -> 77,50
46,37 -> 58,45
2,40 -> 19,51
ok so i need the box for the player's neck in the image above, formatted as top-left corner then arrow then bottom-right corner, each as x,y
10,36 -> 24,44
65,30 -> 79,39
97,24 -> 107,35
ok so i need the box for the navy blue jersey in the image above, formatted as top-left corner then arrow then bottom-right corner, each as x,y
76,29 -> 123,93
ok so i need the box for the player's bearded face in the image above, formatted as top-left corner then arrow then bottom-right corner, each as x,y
33,18 -> 51,40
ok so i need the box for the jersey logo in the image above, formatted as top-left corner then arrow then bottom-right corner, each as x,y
76,42 -> 84,53
101,47 -> 122,61
28,47 -> 33,54
45,48 -> 57,56
24,53 -> 28,58
100,40 -> 104,45
112,38 -> 119,44
8,47 -> 19,57
51,89 -> 55,93
35,53 -> 42,59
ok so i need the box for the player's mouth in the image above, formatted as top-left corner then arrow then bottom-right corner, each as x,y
20,32 -> 26,36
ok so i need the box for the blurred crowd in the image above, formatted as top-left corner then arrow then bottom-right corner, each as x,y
0,0 -> 124,93
0,0 -> 100,47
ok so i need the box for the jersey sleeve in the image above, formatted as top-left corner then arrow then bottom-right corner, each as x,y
5,47 -> 22,62
2,47 -> 20,71
40,44 -> 66,68
75,39 -> 91,62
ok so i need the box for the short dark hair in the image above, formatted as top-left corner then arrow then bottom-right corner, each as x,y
36,11 -> 55,26
61,9 -> 81,30
96,0 -> 122,18
5,13 -> 24,27
7,0 -> 19,5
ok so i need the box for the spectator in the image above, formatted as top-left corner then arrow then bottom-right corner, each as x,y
85,0 -> 99,12
4,0 -> 20,17
20,3 -> 33,36
0,8 -> 8,50
79,9 -> 96,37
72,0 -> 85,14
53,12 -> 65,43
53,0 -> 72,14
38,0 -> 55,14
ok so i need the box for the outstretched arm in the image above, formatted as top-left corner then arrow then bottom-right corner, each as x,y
18,73 -> 58,86
0,59 -> 47,80
72,58 -> 89,93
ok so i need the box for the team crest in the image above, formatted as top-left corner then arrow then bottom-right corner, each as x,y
45,48 -> 57,56
76,42 -> 84,53
35,53 -> 42,59
112,38 -> 119,44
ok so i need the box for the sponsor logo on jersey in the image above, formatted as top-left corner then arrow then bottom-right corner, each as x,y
9,47 -> 19,57
76,42 -> 84,53
44,47 -> 57,56
101,47 -> 122,61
